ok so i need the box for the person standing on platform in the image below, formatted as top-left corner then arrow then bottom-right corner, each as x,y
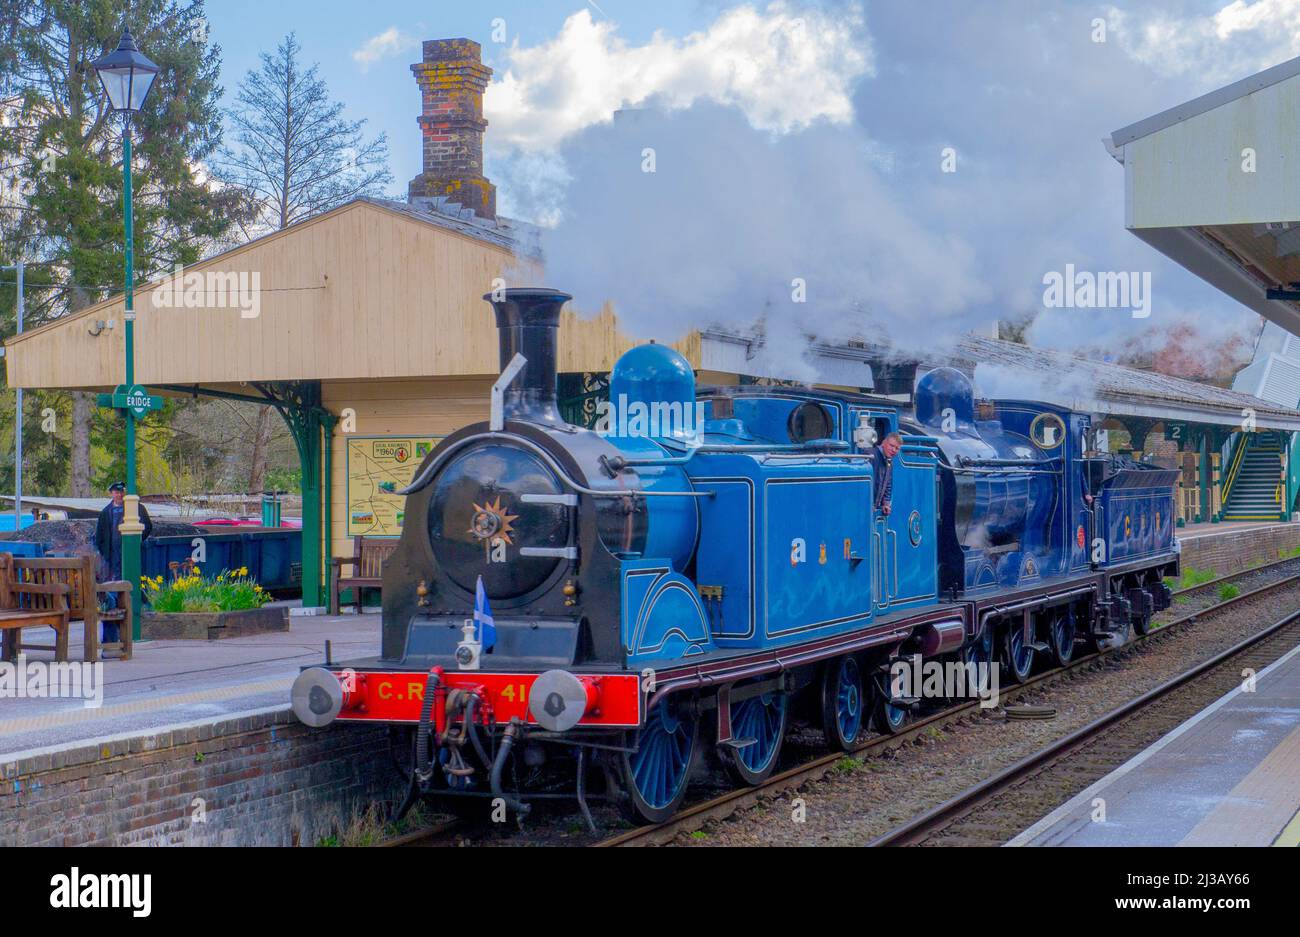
94,481 -> 153,654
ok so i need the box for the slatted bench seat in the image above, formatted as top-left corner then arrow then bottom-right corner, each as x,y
5,554 -> 133,661
0,553 -> 71,662
330,537 -> 398,614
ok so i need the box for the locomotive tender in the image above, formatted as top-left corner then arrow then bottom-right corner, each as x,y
291,288 -> 1180,824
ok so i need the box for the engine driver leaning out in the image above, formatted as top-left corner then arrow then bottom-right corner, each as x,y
870,431 -> 904,516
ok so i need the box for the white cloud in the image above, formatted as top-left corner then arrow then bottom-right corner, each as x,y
352,27 -> 417,72
484,3 -> 873,152
1107,0 -> 1300,84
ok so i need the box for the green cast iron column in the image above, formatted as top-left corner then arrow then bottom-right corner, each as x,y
1198,430 -> 1211,524
322,413 -> 336,602
121,120 -> 143,637
300,412 -> 322,607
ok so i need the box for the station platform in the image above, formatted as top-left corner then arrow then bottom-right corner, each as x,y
1175,519 -> 1294,540
1010,640 -> 1300,847
0,609 -> 378,757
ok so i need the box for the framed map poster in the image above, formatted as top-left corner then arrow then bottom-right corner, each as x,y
345,436 -> 442,537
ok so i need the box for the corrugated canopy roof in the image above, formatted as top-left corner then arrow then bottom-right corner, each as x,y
1109,54 -> 1300,148
958,336 -> 1300,430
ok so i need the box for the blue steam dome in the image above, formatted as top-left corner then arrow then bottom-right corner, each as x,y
915,367 -> 976,429
608,342 -> 697,442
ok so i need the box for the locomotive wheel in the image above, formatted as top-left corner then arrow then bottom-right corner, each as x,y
620,698 -> 699,825
1002,620 -> 1035,683
1047,610 -> 1076,667
1102,619 -> 1132,650
821,655 -> 865,751
725,690 -> 788,785
1132,587 -> 1153,636
870,666 -> 909,734
871,681 -> 909,734
962,626 -> 995,697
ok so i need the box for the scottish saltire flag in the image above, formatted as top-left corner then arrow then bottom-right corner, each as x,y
474,575 -> 496,651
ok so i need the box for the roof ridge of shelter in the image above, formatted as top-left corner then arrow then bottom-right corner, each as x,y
1109,53 -> 1300,148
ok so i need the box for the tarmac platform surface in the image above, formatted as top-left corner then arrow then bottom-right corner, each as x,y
1176,519 -> 1294,540
1010,639 -> 1300,847
0,609 -> 378,758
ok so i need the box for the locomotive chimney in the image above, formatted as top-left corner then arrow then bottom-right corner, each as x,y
485,288 -> 572,426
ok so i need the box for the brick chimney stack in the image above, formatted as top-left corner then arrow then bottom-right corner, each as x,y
408,39 -> 497,220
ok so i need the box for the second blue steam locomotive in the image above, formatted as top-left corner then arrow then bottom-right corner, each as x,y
291,288 -> 1179,824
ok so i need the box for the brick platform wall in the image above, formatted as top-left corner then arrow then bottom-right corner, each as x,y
1177,524 -> 1300,575
0,709 -> 403,847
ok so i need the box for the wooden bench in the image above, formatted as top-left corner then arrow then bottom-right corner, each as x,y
0,553 -> 71,662
4,554 -> 133,661
330,537 -> 398,614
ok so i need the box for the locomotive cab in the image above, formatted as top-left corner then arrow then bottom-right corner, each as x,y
917,368 -> 1061,595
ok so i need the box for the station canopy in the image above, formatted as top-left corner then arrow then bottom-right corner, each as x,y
956,336 -> 1300,432
1107,55 -> 1300,339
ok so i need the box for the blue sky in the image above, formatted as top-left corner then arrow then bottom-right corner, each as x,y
203,1 -> 706,188
194,1 -> 1300,374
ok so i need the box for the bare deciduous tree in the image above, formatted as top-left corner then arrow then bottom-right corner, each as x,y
216,32 -> 393,233
214,32 -> 392,491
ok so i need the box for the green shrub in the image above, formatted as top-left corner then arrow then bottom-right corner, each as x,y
1217,583 -> 1240,602
1174,567 -> 1217,590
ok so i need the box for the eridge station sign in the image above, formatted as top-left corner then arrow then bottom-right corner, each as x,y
96,384 -> 164,419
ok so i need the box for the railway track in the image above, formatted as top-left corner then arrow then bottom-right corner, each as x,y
594,570 -> 1300,848
870,606 -> 1300,846
374,819 -> 463,847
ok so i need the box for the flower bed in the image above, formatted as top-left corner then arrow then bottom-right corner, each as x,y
141,566 -> 286,640
144,566 -> 271,612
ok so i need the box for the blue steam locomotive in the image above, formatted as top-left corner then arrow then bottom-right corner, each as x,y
291,289 -> 1180,825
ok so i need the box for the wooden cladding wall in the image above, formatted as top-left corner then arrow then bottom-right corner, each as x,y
6,200 -> 699,390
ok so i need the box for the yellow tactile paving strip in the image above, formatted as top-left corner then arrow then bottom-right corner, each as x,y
1178,723 -> 1300,846
1273,808 -> 1300,847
